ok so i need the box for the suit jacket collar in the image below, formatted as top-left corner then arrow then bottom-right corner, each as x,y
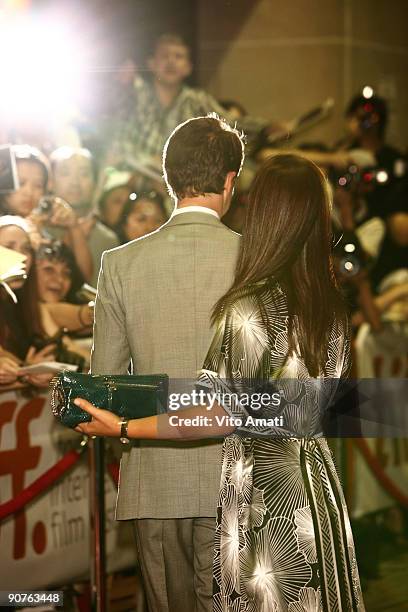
163,211 -> 225,229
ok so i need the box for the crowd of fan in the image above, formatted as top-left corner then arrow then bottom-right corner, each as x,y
0,144 -> 171,387
0,33 -> 407,389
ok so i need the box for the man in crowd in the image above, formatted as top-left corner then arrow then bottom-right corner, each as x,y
108,33 -> 275,164
91,115 -> 244,611
51,146 -> 119,286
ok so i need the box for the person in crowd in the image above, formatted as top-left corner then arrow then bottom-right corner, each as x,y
0,144 -> 94,283
97,170 -> 132,231
219,99 -> 248,122
35,242 -> 93,366
51,147 -> 95,215
0,145 -> 49,217
0,216 -> 57,387
351,272 -> 408,327
371,173 -> 408,291
35,242 -> 94,340
255,92 -> 405,181
329,193 -> 383,333
116,190 -> 168,243
0,216 -> 87,386
74,117 -> 365,611
50,146 -> 119,286
342,93 -> 405,221
29,194 -> 94,284
106,33 -> 279,165
36,241 -> 84,304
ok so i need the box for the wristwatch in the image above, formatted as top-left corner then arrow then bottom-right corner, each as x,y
119,419 -> 130,444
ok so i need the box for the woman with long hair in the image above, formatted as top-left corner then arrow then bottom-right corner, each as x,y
0,215 -> 56,386
75,154 -> 365,611
0,217 -> 86,385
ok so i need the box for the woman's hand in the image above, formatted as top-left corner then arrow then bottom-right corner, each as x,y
73,398 -> 122,437
23,372 -> 55,388
0,355 -> 20,385
48,197 -> 78,229
25,344 -> 57,365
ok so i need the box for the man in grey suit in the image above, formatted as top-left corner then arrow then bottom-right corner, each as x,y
90,115 -> 244,611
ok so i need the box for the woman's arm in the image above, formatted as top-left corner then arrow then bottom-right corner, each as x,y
74,296 -> 271,440
352,282 -> 408,326
73,397 -> 235,440
258,147 -> 353,170
375,282 -> 408,311
32,197 -> 94,282
44,302 -> 93,332
64,223 -> 93,283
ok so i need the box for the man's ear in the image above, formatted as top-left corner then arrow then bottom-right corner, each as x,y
224,171 -> 237,194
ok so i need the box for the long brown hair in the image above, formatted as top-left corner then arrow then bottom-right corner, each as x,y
213,154 -> 347,376
0,218 -> 44,358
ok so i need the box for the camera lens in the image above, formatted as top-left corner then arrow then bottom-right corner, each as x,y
340,255 -> 361,276
37,196 -> 54,214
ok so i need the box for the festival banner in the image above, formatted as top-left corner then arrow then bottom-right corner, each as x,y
0,389 -> 135,590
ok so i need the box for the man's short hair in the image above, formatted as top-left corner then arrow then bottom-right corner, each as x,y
153,34 -> 189,55
163,115 -> 245,200
50,146 -> 97,179
50,146 -> 93,165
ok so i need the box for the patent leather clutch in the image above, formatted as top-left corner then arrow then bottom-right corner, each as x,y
51,371 -> 169,429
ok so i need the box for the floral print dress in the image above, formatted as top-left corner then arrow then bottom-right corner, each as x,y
198,279 -> 365,612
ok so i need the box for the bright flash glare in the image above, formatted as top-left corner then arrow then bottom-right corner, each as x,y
345,261 -> 354,271
376,170 -> 388,184
363,86 -> 374,99
344,243 -> 356,253
0,16 -> 85,123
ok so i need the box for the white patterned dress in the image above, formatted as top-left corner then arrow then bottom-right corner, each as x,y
197,279 -> 365,612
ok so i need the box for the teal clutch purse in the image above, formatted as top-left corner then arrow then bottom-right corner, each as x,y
51,371 -> 169,429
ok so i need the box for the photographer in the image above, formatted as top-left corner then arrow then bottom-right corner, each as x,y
332,225 -> 382,333
333,179 -> 407,336
342,93 -> 404,222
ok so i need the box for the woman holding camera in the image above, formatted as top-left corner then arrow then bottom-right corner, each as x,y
0,145 -> 93,283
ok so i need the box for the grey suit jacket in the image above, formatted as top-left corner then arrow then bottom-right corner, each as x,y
91,211 -> 240,518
